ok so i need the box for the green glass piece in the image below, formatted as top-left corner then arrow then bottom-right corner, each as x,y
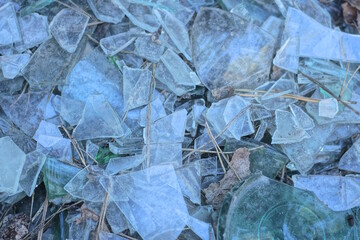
218,174 -> 357,240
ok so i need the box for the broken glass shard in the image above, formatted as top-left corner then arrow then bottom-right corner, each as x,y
0,3 -> 21,46
49,8 -> 89,53
134,35 -> 165,62
0,136 -> 26,194
139,97 -> 166,127
272,109 -> 310,144
218,174 -> 355,240
33,120 -> 62,141
0,54 -> 30,79
99,231 -> 127,240
100,28 -> 141,56
106,155 -> 144,175
73,95 -> 128,141
0,92 -> 48,136
194,130 -> 225,151
19,0 -> 54,16
113,0 -> 160,32
58,96 -> 84,126
37,135 -> 72,162
15,13 -> 51,52
88,0 -> 125,24
289,104 -> 315,130
293,175 -> 360,211
142,143 -> 182,167
64,166 -> 106,202
123,66 -> 151,111
155,49 -> 200,96
273,37 -> 299,73
154,9 -> 191,61
187,216 -> 215,240
43,157 -> 81,203
231,1 -> 278,26
176,162 -> 201,204
86,140 -> 99,164
144,109 -> 187,143
254,121 -> 267,141
192,7 -> 276,91
318,98 -> 338,118
19,150 -> 46,196
106,201 -> 130,234
62,48 -> 124,116
338,138 -> 360,173
101,165 -> 188,240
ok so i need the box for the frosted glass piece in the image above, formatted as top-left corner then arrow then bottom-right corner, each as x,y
0,54 -> 30,79
0,3 -> 21,46
289,104 -> 315,130
88,0 -> 125,24
339,139 -> 360,173
318,98 -> 338,119
33,120 -> 62,141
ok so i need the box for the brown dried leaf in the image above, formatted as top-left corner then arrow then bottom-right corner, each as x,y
342,2 -> 358,25
347,0 -> 360,10
203,148 -> 250,209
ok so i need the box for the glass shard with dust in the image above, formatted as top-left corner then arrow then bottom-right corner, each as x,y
100,28 -> 142,56
0,3 -> 21,47
338,138 -> 360,173
0,54 -> 30,79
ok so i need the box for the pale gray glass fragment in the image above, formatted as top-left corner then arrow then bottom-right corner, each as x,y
110,139 -> 143,155
73,95 -> 128,141
66,212 -> 97,240
62,48 -> 125,116
49,8 -> 89,53
99,231 -> 127,240
251,104 -> 272,121
106,155 -> 144,175
58,96 -> 84,126
0,136 -> 26,194
101,165 -> 188,240
327,124 -> 360,142
187,216 -> 215,240
106,201 -> 130,234
176,162 -> 201,204
339,139 -> 360,173
86,140 -> 99,164
231,1 -> 277,26
113,0 -> 160,32
15,13 -> 51,52
272,109 -> 310,144
254,121 -> 267,141
142,143 -> 182,167
154,9 -> 191,61
0,54 -> 30,79
318,98 -> 338,119
88,0 -> 125,24
19,150 -> 46,196
22,38 -> 81,90
123,66 -> 151,111
196,157 -> 223,176
134,35 -> 165,62
163,93 -> 177,113
293,175 -> 360,211
0,92 -> 48,136
139,97 -> 166,127
194,131 -> 224,151
64,165 -> 106,202
273,37 -> 299,73
192,8 -> 276,91
0,3 -> 21,46
155,49 -> 200,96
281,123 -> 334,174
206,96 -> 253,140
100,28 -> 142,56
144,109 -> 187,143
33,120 -> 62,141
260,16 -> 283,38
289,104 -> 315,130
37,135 -> 72,162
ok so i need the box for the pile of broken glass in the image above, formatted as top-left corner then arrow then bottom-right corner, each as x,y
1,0 -> 360,239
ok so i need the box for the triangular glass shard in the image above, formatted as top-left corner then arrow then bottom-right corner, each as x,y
64,165 -> 106,202
155,49 -> 200,96
19,150 -> 46,196
73,95 -> 129,141
100,28 -> 142,56
58,96 -> 85,126
33,120 -> 62,141
86,140 -> 99,164
293,175 -> 360,211
62,48 -> 125,117
273,37 -> 299,73
272,109 -> 310,144
113,0 -> 160,32
15,13 -> 51,52
88,0 -> 125,24
339,139 -> 360,173
37,135 -> 72,162
123,66 -> 151,111
101,165 -> 188,240
106,155 -> 144,175
0,92 -> 48,136
143,109 -> 187,143
49,8 -> 89,53
0,3 -> 21,47
134,35 -> 165,62
154,9 -> 192,61
0,54 -> 30,79
289,104 -> 315,130
0,136 -> 26,194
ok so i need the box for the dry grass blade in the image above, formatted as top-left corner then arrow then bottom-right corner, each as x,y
87,21 -> 104,26
118,232 -> 139,240
95,193 -> 109,240
182,148 -> 234,154
145,64 -> 156,168
204,122 -> 226,174
61,125 -> 87,167
86,34 -> 99,44
339,63 -> 350,97
299,71 -> 360,115
55,0 -> 91,18
340,65 -> 360,98
10,82 -> 28,108
37,196 -> 48,240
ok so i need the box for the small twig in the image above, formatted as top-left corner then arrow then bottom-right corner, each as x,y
11,82 -> 28,107
87,21 -> 104,26
56,0 -> 92,18
339,63 -> 350,97
95,193 -> 109,240
299,71 -> 360,115
37,196 -> 48,240
118,233 -> 139,240
145,64 -> 156,168
340,65 -> 360,98
86,34 -> 99,45
205,122 -> 226,173
61,125 -> 87,167
30,192 -> 35,221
